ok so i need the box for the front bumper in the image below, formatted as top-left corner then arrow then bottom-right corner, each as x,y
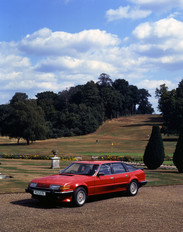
25,187 -> 74,197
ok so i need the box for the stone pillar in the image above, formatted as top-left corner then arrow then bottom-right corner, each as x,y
51,156 -> 60,169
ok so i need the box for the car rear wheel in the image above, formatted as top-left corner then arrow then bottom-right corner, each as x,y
74,187 -> 87,207
127,180 -> 138,196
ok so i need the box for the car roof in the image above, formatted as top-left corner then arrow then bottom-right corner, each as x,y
74,160 -> 123,165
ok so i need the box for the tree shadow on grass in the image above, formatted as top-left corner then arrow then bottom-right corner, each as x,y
0,143 -> 27,146
121,116 -> 163,128
145,116 -> 164,123
122,123 -> 162,128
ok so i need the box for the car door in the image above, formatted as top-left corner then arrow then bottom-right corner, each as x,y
94,163 -> 115,194
112,163 -> 130,191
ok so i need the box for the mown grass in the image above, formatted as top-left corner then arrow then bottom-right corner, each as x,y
0,159 -> 182,194
0,159 -> 71,193
0,115 -> 177,158
145,168 -> 183,186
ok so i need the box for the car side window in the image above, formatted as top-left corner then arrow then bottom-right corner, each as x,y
112,163 -> 126,174
99,164 -> 112,175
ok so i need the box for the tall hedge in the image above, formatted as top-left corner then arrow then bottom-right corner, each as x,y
143,125 -> 165,169
173,129 -> 183,173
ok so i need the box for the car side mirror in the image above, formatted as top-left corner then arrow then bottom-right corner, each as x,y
97,172 -> 104,176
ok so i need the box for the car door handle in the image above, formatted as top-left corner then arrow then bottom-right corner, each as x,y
110,177 -> 114,180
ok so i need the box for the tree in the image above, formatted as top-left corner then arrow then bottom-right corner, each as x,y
81,81 -> 102,107
36,91 -> 57,121
173,128 -> 183,173
155,82 -> 182,134
1,98 -> 47,144
0,104 -> 11,136
10,92 -> 28,105
97,73 -> 113,87
36,91 -> 58,138
175,80 -> 183,132
113,79 -> 129,116
99,86 -> 118,119
143,125 -> 165,169
128,85 -> 139,114
137,89 -> 154,114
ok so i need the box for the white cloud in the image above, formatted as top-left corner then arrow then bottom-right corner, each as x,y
35,56 -> 115,74
131,17 -> 183,71
0,28 -> 123,102
133,22 -> 152,39
19,28 -> 120,57
106,0 -> 183,23
137,79 -> 176,90
106,6 -> 151,21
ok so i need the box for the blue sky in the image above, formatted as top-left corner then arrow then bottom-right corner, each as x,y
1,0 -> 183,111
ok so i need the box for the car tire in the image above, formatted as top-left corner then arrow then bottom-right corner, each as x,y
73,187 -> 87,207
127,180 -> 138,196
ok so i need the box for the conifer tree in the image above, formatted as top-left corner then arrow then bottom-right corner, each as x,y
173,128 -> 183,173
143,125 -> 165,169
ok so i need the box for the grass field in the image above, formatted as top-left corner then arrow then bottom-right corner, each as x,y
0,159 -> 182,194
0,114 -> 178,159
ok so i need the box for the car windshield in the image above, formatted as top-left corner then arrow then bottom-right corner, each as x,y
60,163 -> 99,176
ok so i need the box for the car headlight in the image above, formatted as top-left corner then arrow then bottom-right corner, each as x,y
50,185 -> 61,190
29,182 -> 37,188
50,185 -> 70,191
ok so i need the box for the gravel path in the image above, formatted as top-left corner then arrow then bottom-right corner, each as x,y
0,185 -> 183,232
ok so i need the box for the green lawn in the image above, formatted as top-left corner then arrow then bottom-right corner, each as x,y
0,159 -> 182,194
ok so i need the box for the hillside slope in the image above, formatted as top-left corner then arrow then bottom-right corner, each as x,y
0,114 -> 177,156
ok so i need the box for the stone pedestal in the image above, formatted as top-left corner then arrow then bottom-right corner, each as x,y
0,173 -> 12,179
51,156 -> 60,169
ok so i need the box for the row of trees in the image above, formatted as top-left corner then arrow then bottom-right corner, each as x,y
145,78 -> 183,173
155,80 -> 183,171
0,74 -> 154,144
143,125 -> 183,173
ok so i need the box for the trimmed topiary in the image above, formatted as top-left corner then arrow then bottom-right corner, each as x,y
143,125 -> 165,169
173,129 -> 183,173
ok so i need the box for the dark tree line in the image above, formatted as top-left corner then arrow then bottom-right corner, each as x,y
155,79 -> 183,135
0,74 -> 154,144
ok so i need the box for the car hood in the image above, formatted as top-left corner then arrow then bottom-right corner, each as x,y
31,174 -> 91,186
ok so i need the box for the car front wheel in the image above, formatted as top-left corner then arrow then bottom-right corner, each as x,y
74,187 -> 87,207
127,180 -> 138,196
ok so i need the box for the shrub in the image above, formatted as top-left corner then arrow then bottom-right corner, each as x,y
0,153 -> 77,161
143,125 -> 165,169
98,154 -> 143,162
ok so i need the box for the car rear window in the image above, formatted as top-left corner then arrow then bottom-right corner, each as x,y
125,163 -> 138,172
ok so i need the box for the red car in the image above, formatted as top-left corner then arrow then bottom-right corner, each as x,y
26,161 -> 147,206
